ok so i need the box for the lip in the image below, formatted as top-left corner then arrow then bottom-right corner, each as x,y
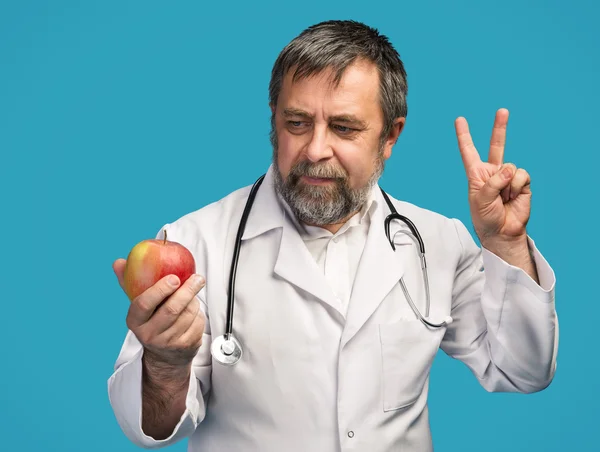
301,176 -> 335,185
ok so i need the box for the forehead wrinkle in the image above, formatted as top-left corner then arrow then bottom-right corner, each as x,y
280,62 -> 379,128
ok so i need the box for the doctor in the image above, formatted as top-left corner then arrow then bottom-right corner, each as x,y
107,20 -> 558,452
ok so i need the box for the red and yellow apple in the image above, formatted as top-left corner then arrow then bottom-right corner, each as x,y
123,230 -> 196,300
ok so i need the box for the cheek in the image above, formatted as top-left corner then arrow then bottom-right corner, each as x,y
276,131 -> 305,174
336,145 -> 377,185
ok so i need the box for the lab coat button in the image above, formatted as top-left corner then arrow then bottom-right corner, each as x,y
347,431 -> 354,438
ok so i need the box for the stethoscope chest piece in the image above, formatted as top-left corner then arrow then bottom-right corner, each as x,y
211,334 -> 243,365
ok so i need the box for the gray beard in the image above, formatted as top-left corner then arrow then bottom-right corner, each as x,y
271,137 -> 385,226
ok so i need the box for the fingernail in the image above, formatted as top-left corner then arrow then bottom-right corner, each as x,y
502,167 -> 512,179
168,275 -> 179,286
193,275 -> 205,287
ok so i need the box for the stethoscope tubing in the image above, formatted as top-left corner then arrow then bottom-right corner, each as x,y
224,174 -> 266,340
214,174 -> 452,366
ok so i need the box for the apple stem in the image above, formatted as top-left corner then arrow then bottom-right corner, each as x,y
164,229 -> 167,245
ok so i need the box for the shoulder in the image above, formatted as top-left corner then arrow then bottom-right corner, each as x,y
382,191 -> 459,230
156,183 -> 252,246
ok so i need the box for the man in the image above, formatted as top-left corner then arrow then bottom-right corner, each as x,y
108,20 -> 558,452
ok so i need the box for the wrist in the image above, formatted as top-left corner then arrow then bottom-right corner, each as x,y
480,233 -> 539,284
142,350 -> 192,386
480,234 -> 530,260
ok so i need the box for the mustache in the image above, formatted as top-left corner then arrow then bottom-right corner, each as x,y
289,161 -> 348,180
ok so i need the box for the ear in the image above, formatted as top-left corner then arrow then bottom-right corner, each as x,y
270,103 -> 276,115
382,117 -> 405,160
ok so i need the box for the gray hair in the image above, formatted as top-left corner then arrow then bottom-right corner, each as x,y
268,20 -> 408,146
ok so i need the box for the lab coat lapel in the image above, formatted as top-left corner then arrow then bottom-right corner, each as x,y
273,215 -> 344,317
340,189 -> 412,349
241,165 -> 342,316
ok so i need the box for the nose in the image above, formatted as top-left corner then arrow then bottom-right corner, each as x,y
304,125 -> 333,162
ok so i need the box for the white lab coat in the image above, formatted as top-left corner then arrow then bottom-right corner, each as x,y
107,164 -> 558,452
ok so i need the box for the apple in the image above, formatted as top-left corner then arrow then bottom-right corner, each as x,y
123,229 -> 196,301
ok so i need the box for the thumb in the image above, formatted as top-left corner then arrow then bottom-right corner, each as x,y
113,258 -> 127,291
478,163 -> 515,205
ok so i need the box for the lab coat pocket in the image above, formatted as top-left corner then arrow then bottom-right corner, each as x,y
379,319 -> 440,412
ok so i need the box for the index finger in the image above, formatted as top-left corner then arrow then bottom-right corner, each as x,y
455,116 -> 481,170
127,275 -> 180,329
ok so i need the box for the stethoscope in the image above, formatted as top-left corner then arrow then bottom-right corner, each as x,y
210,174 -> 454,366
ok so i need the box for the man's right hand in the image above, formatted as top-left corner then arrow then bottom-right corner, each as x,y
113,258 -> 207,368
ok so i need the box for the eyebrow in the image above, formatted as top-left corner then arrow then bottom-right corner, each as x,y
283,108 -> 313,119
282,108 -> 368,129
329,114 -> 368,129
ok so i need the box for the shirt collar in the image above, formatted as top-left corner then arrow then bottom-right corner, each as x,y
292,185 -> 378,240
240,164 -> 285,241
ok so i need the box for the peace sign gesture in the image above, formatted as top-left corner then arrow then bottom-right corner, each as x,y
455,109 -> 532,248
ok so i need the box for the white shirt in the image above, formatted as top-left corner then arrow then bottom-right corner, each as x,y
280,190 -> 376,319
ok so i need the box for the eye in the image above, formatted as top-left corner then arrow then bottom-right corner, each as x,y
286,120 -> 312,135
332,124 -> 355,134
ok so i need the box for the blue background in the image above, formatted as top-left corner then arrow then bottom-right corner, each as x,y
1,0 -> 597,450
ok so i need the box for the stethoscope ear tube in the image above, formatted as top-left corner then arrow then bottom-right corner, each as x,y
380,189 -> 425,255
381,188 -> 451,328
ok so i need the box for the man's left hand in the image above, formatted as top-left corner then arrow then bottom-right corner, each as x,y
454,108 -> 538,282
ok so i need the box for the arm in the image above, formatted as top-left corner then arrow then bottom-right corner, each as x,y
107,301 -> 213,448
141,352 -> 193,440
446,109 -> 558,391
107,223 -> 213,449
107,330 -> 205,448
440,218 -> 558,393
